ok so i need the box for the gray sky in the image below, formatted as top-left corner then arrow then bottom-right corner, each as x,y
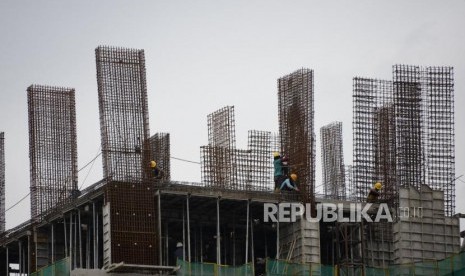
1,0 -> 464,229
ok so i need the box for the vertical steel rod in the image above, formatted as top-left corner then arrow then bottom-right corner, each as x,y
245,200 -> 249,264
78,209 -> 82,268
216,197 -> 220,265
158,192 -> 162,265
187,194 -> 191,263
51,224 -> 55,263
92,202 -> 97,269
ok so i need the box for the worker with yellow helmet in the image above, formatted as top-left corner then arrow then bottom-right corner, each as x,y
367,182 -> 382,203
279,173 -> 300,192
149,160 -> 164,179
273,152 -> 284,190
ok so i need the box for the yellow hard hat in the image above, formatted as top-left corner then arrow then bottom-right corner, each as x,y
290,174 -> 298,181
150,161 -> 157,168
273,152 -> 280,157
374,182 -> 382,190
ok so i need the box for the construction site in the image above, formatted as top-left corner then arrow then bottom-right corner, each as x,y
0,46 -> 463,276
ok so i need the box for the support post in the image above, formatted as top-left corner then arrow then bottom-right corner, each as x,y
64,215 -> 68,257
92,202 -> 97,268
251,216 -> 255,268
18,241 -> 22,275
70,212 -> 73,270
165,222 -> 169,266
86,220 -> 90,269
28,234 -> 31,276
276,208 -> 280,259
96,210 -> 99,269
5,246 -> 8,276
78,209 -> 82,268
182,205 -> 185,261
216,197 -> 221,265
245,200 -> 250,264
51,224 -> 55,263
200,225 -> 203,263
157,191 -> 162,265
187,194 -> 191,263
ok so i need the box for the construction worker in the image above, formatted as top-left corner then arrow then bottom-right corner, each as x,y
280,173 -> 300,192
174,242 -> 184,261
281,155 -> 290,176
367,182 -> 382,203
273,152 -> 286,191
150,160 -> 164,179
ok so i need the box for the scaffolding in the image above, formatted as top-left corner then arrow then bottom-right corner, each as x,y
320,122 -> 345,199
277,68 -> 315,205
95,46 -> 151,182
27,85 -> 78,218
0,132 -> 4,232
149,133 -> 171,181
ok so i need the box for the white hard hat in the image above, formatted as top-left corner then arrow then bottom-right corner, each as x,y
176,242 -> 183,248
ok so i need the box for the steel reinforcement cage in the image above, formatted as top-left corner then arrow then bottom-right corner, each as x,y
27,85 -> 78,218
353,65 -> 455,216
201,106 -> 280,191
320,122 -> 346,199
277,68 -> 315,205
353,78 -> 397,206
149,133 -> 171,181
393,65 -> 455,216
96,46 -> 151,182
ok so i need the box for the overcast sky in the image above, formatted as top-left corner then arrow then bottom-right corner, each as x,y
0,0 -> 464,229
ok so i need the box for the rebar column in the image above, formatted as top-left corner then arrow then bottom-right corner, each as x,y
277,68 -> 315,205
320,122 -> 345,199
27,85 -> 78,219
95,46 -> 151,181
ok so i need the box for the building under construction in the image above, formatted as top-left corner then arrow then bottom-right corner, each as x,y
0,47 -> 463,276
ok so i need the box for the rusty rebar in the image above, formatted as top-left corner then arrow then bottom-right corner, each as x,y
27,85 -> 78,218
320,122 -> 345,199
277,68 -> 315,205
95,46 -> 151,182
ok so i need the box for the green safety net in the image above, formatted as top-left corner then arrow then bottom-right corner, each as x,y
177,259 -> 254,276
265,251 -> 465,276
31,258 -> 70,276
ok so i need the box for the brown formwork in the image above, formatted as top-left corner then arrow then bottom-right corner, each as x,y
320,122 -> 346,199
27,85 -> 78,219
104,181 -> 158,265
95,46 -> 151,182
0,132 -> 4,232
353,78 -> 397,207
149,133 -> 171,181
277,68 -> 315,205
